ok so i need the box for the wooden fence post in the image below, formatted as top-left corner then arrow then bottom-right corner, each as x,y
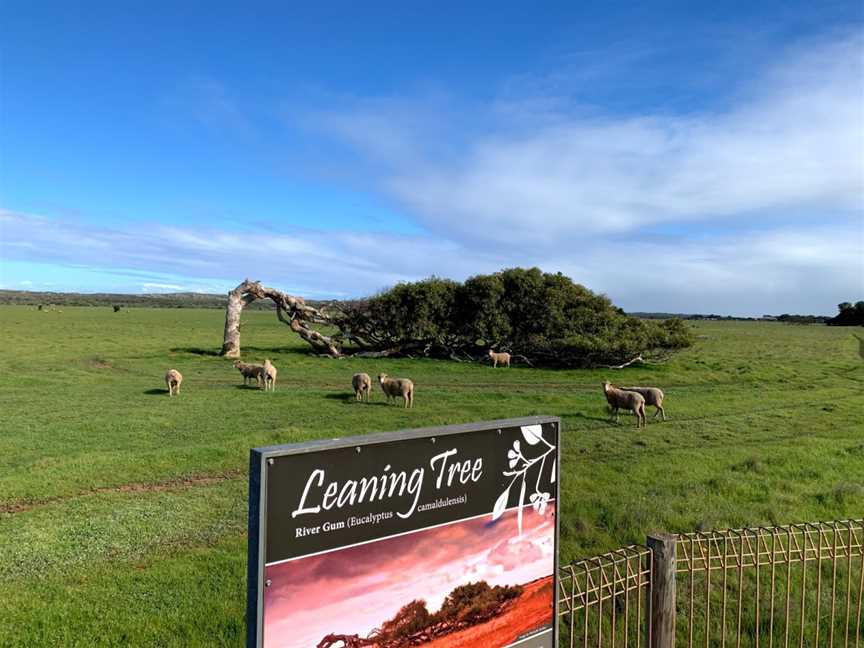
647,532 -> 677,648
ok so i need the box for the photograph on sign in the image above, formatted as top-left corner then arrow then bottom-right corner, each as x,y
248,417 -> 559,648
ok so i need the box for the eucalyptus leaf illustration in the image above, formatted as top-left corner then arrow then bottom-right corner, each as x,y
517,477 -> 526,536
492,487 -> 510,521
492,427 -> 558,537
520,424 -> 543,445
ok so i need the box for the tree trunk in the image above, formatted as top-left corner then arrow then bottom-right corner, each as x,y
316,634 -> 376,648
221,281 -> 258,357
220,279 -> 342,358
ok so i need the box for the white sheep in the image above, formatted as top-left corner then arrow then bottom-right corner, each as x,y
233,360 -> 265,387
165,369 -> 183,397
378,373 -> 414,408
262,359 -> 278,392
621,386 -> 666,421
352,372 -> 372,402
488,350 -> 511,368
602,381 -> 645,428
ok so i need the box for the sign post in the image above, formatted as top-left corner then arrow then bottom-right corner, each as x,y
247,416 -> 560,648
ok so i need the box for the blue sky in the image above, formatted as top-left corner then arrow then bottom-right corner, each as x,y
1,1 -> 862,315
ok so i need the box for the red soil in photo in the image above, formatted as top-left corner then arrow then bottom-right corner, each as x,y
423,575 -> 554,648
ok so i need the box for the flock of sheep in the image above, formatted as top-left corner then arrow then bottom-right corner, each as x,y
163,353 -> 667,423
162,359 -> 278,398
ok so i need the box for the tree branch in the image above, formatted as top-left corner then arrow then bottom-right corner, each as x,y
221,279 -> 341,357
600,354 -> 644,369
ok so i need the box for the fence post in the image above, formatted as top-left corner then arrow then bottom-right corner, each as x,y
647,532 -> 677,648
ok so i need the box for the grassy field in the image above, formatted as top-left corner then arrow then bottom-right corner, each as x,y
0,306 -> 862,646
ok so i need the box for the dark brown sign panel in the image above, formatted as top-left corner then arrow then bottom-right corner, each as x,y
247,416 -> 560,648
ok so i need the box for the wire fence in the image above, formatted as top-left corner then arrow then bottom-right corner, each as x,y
558,519 -> 864,648
558,545 -> 653,647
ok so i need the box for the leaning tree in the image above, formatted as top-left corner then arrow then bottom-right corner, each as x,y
220,279 -> 342,358
219,270 -> 693,366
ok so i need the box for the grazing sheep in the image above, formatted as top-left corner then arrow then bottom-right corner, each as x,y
488,350 -> 511,368
262,359 -> 278,392
233,360 -> 265,387
352,372 -> 372,402
621,386 -> 666,420
165,369 -> 183,397
602,381 -> 645,428
378,373 -> 414,408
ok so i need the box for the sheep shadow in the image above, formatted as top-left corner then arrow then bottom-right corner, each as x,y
170,347 -> 221,357
240,346 -> 310,357
324,392 -> 353,402
324,392 -> 389,406
144,388 -> 169,396
234,384 -> 263,390
570,412 -> 611,423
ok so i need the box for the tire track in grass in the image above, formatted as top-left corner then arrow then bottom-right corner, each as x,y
83,351 -> 864,392
0,469 -> 244,516
8,374 -> 857,514
112,373 -> 864,393
0,391 -> 857,515
563,394 -> 861,431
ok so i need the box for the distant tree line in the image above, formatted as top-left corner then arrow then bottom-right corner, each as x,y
633,312 -> 833,323
828,301 -> 864,326
775,313 -> 828,325
0,290 -> 274,310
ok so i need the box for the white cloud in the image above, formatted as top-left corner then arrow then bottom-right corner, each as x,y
1,208 -> 860,315
549,223 -> 864,315
142,282 -> 185,292
309,32 -> 864,245
0,209 -> 495,299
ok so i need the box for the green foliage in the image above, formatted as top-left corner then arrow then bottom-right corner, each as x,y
374,580 -> 523,642
457,272 -> 511,342
828,300 -> 864,326
364,277 -> 460,343
343,267 -> 693,366
436,581 -> 523,623
379,599 -> 432,640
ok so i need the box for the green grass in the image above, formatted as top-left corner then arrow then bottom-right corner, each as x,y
1,306 -> 862,646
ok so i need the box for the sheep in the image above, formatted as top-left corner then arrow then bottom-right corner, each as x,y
488,349 -> 511,368
378,373 -> 414,408
262,359 -> 278,392
233,360 -> 265,387
165,369 -> 183,397
621,386 -> 666,421
352,372 -> 372,402
602,381 -> 645,428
